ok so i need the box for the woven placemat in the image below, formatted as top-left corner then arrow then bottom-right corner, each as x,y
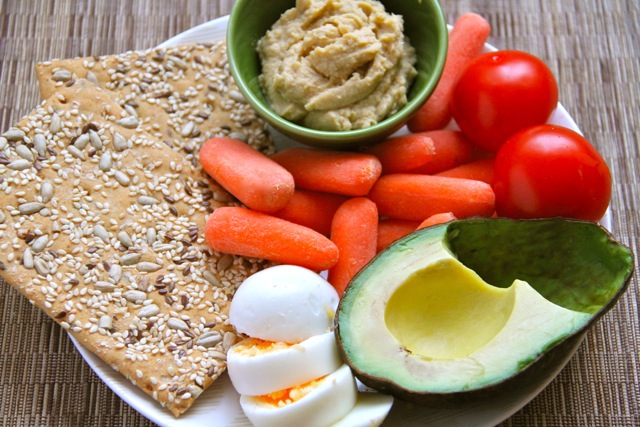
1,0 -> 638,426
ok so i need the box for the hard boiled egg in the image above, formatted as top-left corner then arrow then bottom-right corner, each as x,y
227,331 -> 342,396
229,265 -> 339,343
239,364 -> 358,427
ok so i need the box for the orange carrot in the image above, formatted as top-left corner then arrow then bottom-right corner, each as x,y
362,133 -> 435,174
271,147 -> 382,196
417,212 -> 457,229
272,189 -> 348,236
377,219 -> 421,253
204,207 -> 339,271
199,137 -> 294,213
328,198 -> 378,295
435,157 -> 495,184
407,13 -> 491,132
406,130 -> 474,174
368,174 -> 495,221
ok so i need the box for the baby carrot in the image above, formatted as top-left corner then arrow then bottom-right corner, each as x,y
271,147 -> 382,196
368,174 -> 495,221
407,13 -> 491,132
435,157 -> 496,184
328,197 -> 378,295
406,130 -> 474,175
362,133 -> 435,174
199,137 -> 294,213
417,212 -> 457,229
204,206 -> 339,271
272,189 -> 348,236
377,219 -> 421,253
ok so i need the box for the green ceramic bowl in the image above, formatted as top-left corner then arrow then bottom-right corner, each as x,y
227,0 -> 448,149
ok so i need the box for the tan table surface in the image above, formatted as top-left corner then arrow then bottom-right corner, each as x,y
1,0 -> 638,426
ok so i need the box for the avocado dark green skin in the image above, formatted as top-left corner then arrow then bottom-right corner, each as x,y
334,217 -> 634,407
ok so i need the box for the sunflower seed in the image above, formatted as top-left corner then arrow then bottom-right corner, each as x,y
95,281 -> 115,292
23,248 -> 34,269
223,332 -> 237,351
124,104 -> 138,118
0,137 -> 7,150
31,235 -> 49,253
86,70 -> 99,85
74,133 -> 90,149
170,56 -> 188,70
117,116 -> 138,129
229,132 -> 248,142
146,227 -> 157,245
167,318 -> 189,331
180,121 -> 195,137
229,90 -> 246,103
33,134 -> 47,156
196,331 -> 222,348
137,196 -> 159,206
136,261 -> 161,272
15,145 -> 34,162
99,151 -> 112,172
93,224 -> 109,243
19,202 -> 44,215
217,253 -> 234,272
88,130 -> 103,149
3,128 -> 26,141
99,314 -> 113,330
120,253 -> 141,266
0,211 -> 5,224
152,243 -> 174,253
113,170 -> 130,186
138,304 -> 160,318
108,264 -> 122,283
52,69 -> 72,82
203,271 -> 221,286
123,290 -> 147,303
117,230 -> 133,248
40,182 -> 54,203
50,113 -> 61,134
67,145 -> 85,160
34,257 -> 50,275
8,159 -> 32,170
113,132 -> 128,151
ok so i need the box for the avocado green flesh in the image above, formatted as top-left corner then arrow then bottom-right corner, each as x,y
336,218 -> 634,398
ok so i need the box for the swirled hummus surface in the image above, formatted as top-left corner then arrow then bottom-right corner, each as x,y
257,0 -> 417,131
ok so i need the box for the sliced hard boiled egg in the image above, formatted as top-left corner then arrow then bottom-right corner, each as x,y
229,265 -> 339,343
332,392 -> 395,427
227,331 -> 342,396
240,364 -> 358,427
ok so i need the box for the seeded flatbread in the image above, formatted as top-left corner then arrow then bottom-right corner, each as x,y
0,79 -> 270,417
35,41 -> 275,161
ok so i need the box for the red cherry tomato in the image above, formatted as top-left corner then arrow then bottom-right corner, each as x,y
492,124 -> 611,221
451,50 -> 559,152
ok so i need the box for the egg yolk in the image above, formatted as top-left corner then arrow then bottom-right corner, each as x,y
256,375 -> 328,407
235,338 -> 292,356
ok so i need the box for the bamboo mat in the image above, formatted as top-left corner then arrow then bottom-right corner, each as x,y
0,0 -> 638,426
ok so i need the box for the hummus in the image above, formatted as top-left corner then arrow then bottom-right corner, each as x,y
257,0 -> 417,131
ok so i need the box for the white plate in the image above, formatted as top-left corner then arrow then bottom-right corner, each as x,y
70,15 -> 612,427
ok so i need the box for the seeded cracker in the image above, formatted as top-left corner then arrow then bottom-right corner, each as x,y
35,42 -> 275,161
0,79 -> 271,416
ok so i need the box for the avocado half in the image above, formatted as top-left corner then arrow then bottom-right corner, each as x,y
335,217 -> 634,405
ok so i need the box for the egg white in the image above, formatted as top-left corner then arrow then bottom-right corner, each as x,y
229,265 -> 339,343
227,331 -> 343,396
239,364 -> 358,427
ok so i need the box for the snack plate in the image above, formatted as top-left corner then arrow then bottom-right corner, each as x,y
68,14 -> 612,427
